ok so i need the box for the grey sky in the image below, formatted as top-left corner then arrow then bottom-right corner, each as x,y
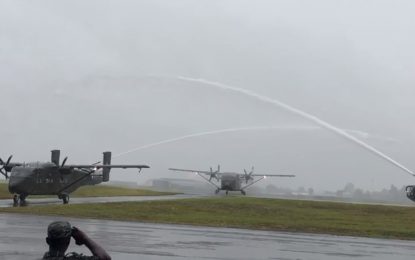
1,0 -> 414,191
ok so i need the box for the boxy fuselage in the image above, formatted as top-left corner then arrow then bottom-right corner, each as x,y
220,173 -> 242,191
8,162 -> 101,196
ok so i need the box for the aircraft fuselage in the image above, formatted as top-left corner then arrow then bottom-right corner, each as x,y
8,162 -> 101,197
220,173 -> 242,191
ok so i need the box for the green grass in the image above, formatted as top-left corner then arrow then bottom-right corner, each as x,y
0,182 -> 176,199
1,197 -> 415,240
0,182 -> 10,199
70,185 -> 176,197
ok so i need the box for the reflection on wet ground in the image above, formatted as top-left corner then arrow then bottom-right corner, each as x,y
0,194 -> 204,208
1,213 -> 415,260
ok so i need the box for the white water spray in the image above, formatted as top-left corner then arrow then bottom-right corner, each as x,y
172,76 -> 414,176
114,126 -> 317,158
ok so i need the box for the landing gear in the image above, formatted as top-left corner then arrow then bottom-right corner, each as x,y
58,194 -> 70,204
14,194 -> 27,206
63,195 -> 69,204
241,190 -> 246,196
215,189 -> 220,194
12,194 -> 18,206
225,190 -> 229,195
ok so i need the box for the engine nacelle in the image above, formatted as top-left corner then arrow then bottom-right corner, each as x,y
405,186 -> 415,202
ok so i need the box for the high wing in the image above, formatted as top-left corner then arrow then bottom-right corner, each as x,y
64,164 -> 150,170
251,174 -> 295,177
168,168 -> 221,175
169,167 -> 222,182
240,173 -> 295,190
58,163 -> 150,194
169,167 -> 221,188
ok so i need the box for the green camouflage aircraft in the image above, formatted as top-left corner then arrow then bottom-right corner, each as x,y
0,150 -> 149,205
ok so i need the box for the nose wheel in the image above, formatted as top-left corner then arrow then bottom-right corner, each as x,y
241,190 -> 246,196
12,194 -> 27,206
12,194 -> 18,206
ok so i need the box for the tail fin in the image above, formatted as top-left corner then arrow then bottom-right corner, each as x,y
51,150 -> 60,166
102,151 -> 111,182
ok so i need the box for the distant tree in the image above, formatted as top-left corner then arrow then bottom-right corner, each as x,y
353,188 -> 364,199
364,191 -> 372,200
389,184 -> 401,201
308,188 -> 314,196
389,185 -> 399,196
297,186 -> 306,194
344,183 -> 355,193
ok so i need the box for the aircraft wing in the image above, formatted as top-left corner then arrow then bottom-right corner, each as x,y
64,164 -> 150,169
168,168 -> 221,175
251,174 -> 295,177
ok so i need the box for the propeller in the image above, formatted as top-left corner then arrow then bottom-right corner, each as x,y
61,157 -> 68,167
243,166 -> 255,184
209,165 -> 220,181
0,155 -> 13,179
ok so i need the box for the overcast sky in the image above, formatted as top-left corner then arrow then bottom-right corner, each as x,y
1,0 -> 415,192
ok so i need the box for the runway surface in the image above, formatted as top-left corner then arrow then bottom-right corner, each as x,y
0,194 -> 202,208
1,213 -> 415,260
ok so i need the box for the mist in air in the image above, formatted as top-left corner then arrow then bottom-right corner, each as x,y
1,0 -> 415,192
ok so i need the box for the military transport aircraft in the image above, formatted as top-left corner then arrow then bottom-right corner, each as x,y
169,165 -> 295,195
0,150 -> 149,205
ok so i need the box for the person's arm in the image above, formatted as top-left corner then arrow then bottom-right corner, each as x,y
71,227 -> 111,260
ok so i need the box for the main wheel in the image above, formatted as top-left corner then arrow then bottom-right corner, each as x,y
12,194 -> 18,205
62,195 -> 69,204
19,194 -> 27,206
241,190 -> 246,196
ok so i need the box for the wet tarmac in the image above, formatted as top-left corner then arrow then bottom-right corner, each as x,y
1,213 -> 415,260
0,194 -> 203,208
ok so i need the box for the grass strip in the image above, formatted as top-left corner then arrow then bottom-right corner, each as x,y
0,183 -> 176,199
1,197 -> 415,240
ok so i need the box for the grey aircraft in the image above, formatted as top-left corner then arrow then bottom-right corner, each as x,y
169,165 -> 295,195
0,150 -> 149,205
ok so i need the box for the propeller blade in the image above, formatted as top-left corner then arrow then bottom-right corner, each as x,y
243,167 -> 254,184
61,157 -> 68,167
6,155 -> 12,166
0,168 -> 8,179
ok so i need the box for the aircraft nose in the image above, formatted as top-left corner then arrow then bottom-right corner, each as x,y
8,177 -> 24,194
8,180 -> 18,193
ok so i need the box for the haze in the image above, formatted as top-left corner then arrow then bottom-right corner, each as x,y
1,0 -> 414,192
